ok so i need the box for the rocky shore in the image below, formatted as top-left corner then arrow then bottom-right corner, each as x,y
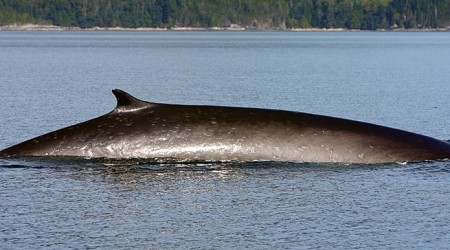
1,23 -> 449,32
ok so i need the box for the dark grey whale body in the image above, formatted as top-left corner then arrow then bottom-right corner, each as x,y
1,89 -> 450,164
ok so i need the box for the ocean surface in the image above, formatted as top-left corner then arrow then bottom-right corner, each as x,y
1,31 -> 450,249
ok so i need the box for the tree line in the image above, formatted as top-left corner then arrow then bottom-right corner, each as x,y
1,0 -> 449,30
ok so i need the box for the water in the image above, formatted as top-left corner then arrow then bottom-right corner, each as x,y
1,31 -> 450,249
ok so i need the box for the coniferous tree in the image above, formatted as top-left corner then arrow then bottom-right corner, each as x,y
0,0 -> 448,29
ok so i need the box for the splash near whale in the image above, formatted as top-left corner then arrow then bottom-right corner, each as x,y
1,89 -> 449,164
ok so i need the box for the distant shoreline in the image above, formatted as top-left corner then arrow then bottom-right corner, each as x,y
1,23 -> 449,32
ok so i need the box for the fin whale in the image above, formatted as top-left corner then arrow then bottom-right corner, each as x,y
1,89 -> 449,164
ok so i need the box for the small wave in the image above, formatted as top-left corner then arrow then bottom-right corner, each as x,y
0,159 -> 54,169
406,160 -> 450,174
2,156 -> 446,172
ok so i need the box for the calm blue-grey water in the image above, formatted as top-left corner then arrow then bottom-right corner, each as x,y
1,31 -> 450,249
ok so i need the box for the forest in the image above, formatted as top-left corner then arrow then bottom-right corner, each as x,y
1,0 -> 449,30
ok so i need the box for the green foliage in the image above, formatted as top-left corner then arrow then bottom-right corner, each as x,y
0,0 -> 449,30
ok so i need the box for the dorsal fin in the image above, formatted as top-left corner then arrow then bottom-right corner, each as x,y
112,89 -> 151,112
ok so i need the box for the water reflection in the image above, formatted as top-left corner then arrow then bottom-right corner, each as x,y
2,158 -> 450,249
